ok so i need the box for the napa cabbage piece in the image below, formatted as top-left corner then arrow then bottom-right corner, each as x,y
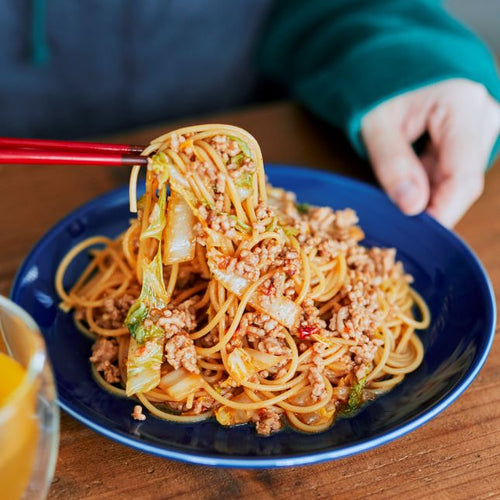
140,183 -> 167,240
163,191 -> 196,264
159,368 -> 205,401
339,377 -> 367,417
244,348 -> 285,371
125,253 -> 168,396
301,406 -> 335,426
325,360 -> 350,377
227,347 -> 286,384
208,252 -> 301,330
226,348 -> 254,383
151,152 -> 201,212
204,228 -> 231,248
125,186 -> 170,397
126,332 -> 164,397
227,136 -> 254,201
234,171 -> 254,201
295,202 -> 310,214
228,136 -> 252,159
215,392 -> 256,426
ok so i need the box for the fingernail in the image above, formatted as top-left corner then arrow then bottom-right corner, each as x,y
391,179 -> 421,214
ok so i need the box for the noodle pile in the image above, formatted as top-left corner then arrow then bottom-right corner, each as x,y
56,125 -> 429,435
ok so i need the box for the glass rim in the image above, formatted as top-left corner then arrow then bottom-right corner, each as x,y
0,295 -> 47,422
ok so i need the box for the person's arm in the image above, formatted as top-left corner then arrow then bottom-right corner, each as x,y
259,0 -> 500,226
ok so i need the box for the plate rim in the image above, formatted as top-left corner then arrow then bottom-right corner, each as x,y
10,164 -> 497,468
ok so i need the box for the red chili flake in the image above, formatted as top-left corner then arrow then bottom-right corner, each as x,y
299,326 -> 318,340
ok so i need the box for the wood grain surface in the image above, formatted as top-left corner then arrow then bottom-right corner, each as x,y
1,102 -> 498,499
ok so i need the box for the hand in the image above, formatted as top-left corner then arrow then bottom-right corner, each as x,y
361,79 -> 500,227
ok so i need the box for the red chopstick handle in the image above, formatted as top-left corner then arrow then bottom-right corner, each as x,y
0,149 -> 147,166
0,137 -> 145,154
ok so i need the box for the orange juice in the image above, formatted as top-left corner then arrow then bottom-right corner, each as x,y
0,352 -> 39,499
0,352 -> 25,404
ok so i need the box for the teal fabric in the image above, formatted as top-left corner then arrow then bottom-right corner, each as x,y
259,0 -> 500,158
31,0 -> 50,65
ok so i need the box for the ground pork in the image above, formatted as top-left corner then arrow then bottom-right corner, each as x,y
210,135 -> 241,159
205,209 -> 239,239
369,247 -> 412,283
90,337 -> 121,383
257,336 -> 289,356
212,173 -> 227,211
191,396 -> 217,414
308,342 -> 327,402
207,247 -> 260,280
155,298 -> 200,373
199,330 -> 219,348
282,250 -> 300,277
297,297 -> 327,339
252,406 -> 284,436
349,336 -> 382,364
165,395 -> 217,415
260,270 -> 295,298
335,208 -> 358,228
259,358 -> 290,380
308,366 -> 327,402
165,334 -> 199,373
252,202 -> 275,233
236,312 -> 290,356
131,405 -> 146,421
236,239 -> 288,280
298,206 -> 360,257
308,207 -> 337,236
94,292 -> 139,330
156,298 -> 197,338
184,160 -> 218,193
254,240 -> 288,274
346,244 -> 410,289
207,237 -> 297,284
235,249 -> 261,281
317,238 -> 348,260
168,133 -> 187,153
327,279 -> 383,340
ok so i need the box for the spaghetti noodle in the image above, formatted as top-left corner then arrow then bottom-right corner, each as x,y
56,124 -> 430,435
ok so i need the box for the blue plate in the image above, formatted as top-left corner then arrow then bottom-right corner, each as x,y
11,165 -> 496,468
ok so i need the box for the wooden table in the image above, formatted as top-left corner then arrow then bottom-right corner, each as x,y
1,102 -> 499,499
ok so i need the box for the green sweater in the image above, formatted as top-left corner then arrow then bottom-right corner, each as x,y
4,0 -> 499,146
259,0 -> 500,159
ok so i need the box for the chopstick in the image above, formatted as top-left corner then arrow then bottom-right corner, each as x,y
0,137 -> 148,166
0,149 -> 148,166
0,137 -> 145,153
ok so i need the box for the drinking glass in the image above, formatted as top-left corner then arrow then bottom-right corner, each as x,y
0,295 -> 59,500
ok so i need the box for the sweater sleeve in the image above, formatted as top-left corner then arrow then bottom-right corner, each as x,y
258,0 -> 500,157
